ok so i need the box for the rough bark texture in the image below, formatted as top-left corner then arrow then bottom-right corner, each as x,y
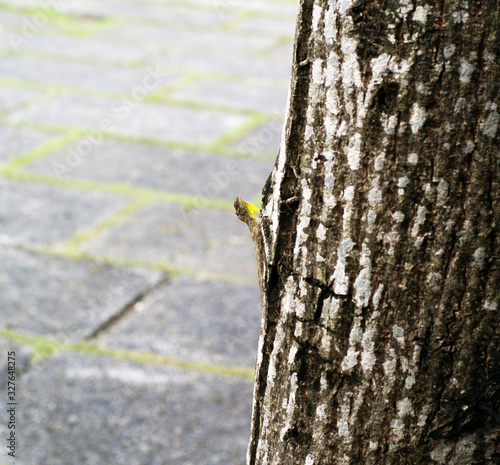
247,1 -> 499,464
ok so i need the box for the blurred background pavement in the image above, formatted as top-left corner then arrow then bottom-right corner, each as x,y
0,0 -> 297,464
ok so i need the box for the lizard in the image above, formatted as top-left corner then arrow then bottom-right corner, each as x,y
234,196 -> 266,309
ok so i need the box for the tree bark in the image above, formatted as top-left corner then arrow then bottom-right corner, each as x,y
246,1 -> 499,463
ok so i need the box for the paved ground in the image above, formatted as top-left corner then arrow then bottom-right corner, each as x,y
0,1 -> 296,464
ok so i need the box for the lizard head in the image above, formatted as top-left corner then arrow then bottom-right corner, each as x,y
234,196 -> 260,222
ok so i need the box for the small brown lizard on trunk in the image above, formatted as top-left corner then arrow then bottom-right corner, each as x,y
234,196 -> 265,308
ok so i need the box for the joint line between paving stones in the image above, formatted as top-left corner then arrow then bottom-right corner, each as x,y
2,74 -> 281,115
85,274 -> 171,340
145,95 -> 263,116
53,197 -> 154,255
208,112 -> 269,152
1,243 -> 258,286
0,168 -> 235,209
0,2 -> 122,36
0,76 -> 127,99
0,329 -> 255,380
0,85 -> 57,119
0,72 -> 283,116
0,131 -> 81,172
1,116 -> 276,161
99,131 -> 276,160
257,34 -> 296,58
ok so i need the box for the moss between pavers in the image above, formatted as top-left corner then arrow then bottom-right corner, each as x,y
218,6 -> 297,33
3,113 -> 276,159
31,244 -> 258,286
0,46 -> 169,70
0,329 -> 255,379
0,112 -> 275,216
145,72 -> 199,96
185,71 -> 289,90
0,82 -> 56,118
47,15 -> 120,37
147,72 -> 288,115
3,119 -> 212,153
0,167 -> 234,210
0,0 -> 296,38
0,121 -> 274,209
141,0 -> 296,13
0,76 -> 61,93
0,79 -> 280,158
100,132 -> 217,156
94,126 -> 276,160
0,72 -> 284,114
209,112 -> 268,152
55,198 -> 152,253
0,74 -> 142,100
0,132 -> 81,171
257,34 -> 296,57
217,8 -> 254,32
146,95 -> 259,116
0,137 -> 262,285
0,2 -> 121,37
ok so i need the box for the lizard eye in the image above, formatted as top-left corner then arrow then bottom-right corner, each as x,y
245,201 -> 260,219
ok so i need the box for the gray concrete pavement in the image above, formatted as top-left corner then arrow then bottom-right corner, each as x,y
0,1 -> 296,464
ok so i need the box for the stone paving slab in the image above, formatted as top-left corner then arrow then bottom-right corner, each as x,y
24,139 -> 274,200
11,352 -> 253,465
98,275 -> 260,367
79,200 -> 259,278
153,49 -> 292,82
234,16 -> 297,37
61,0 -> 228,27
6,92 -> 131,131
6,93 -> 249,146
95,23 -> 277,54
10,35 -> 165,64
194,0 -> 299,16
0,178 -> 130,247
0,246 -> 163,341
0,0 -> 44,6
0,1 -> 297,463
0,125 -> 55,164
231,118 -> 284,158
0,86 -> 42,112
170,79 -> 288,114
0,10 -> 30,32
268,40 -> 296,63
0,35 -> 13,50
0,56 -> 175,93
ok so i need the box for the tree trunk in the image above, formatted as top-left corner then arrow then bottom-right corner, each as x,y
246,1 -> 499,463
